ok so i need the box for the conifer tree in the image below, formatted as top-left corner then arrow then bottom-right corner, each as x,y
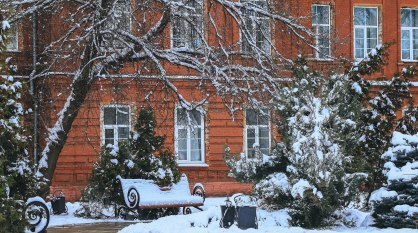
371,131 -> 418,228
0,8 -> 46,231
79,107 -> 179,218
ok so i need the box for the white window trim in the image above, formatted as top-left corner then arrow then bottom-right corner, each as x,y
170,0 -> 204,50
239,0 -> 271,53
174,107 -> 205,164
312,4 -> 330,59
244,108 -> 271,159
354,6 -> 379,60
101,104 -> 131,146
401,8 -> 418,61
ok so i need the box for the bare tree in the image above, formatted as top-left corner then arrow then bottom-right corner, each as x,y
3,0 -> 319,186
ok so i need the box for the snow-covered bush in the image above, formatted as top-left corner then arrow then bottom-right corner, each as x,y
371,131 -> 418,228
78,107 -> 180,218
225,57 -> 368,228
0,10 -> 47,232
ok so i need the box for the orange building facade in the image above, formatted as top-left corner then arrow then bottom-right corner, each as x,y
7,0 -> 418,201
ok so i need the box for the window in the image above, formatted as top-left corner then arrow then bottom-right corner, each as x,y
401,9 -> 418,61
171,0 -> 203,50
240,0 -> 270,53
102,0 -> 131,49
312,5 -> 330,58
245,108 -> 270,158
354,7 -> 379,59
175,108 -> 204,163
102,106 -> 130,146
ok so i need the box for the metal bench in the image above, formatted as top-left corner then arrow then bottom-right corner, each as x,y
116,173 -> 205,218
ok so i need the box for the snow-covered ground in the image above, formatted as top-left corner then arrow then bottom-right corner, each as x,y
47,198 -> 416,233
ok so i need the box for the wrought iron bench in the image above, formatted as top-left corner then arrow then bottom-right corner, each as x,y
116,173 -> 205,218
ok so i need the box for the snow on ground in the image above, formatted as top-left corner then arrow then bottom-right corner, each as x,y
48,198 -> 417,233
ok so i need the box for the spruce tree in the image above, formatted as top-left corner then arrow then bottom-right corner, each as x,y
371,131 -> 418,228
79,107 -> 179,218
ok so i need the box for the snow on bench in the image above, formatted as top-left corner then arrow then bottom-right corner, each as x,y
116,173 -> 205,210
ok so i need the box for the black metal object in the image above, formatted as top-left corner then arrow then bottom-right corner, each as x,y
50,189 -> 68,215
26,199 -> 50,233
236,206 -> 257,229
219,195 -> 236,228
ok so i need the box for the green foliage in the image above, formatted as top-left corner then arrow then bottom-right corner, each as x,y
78,107 -> 180,218
371,134 -> 418,228
0,6 -> 47,232
344,44 -> 417,207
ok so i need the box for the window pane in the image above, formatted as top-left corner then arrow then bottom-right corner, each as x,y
367,28 -> 377,39
259,137 -> 269,150
355,39 -> 364,50
260,127 -> 269,137
414,29 -> 418,39
247,138 -> 256,149
190,149 -> 201,161
179,139 -> 187,150
117,107 -> 129,125
355,49 -> 364,58
191,128 -> 201,139
366,8 -> 377,26
414,40 -> 418,50
247,149 -> 256,159
413,10 -> 418,27
178,129 -> 187,138
190,139 -> 201,150
402,40 -> 410,50
104,107 -> 116,125
178,150 -> 187,160
316,6 -> 329,25
258,111 -> 269,125
105,129 -> 114,139
402,30 -> 410,40
105,139 -> 114,146
367,39 -> 377,49
402,50 -> 410,60
402,9 -> 411,27
355,28 -> 364,39
246,109 -> 257,125
247,128 -> 255,138
118,127 -> 129,139
354,7 -> 364,25
413,50 -> 418,60
191,110 -> 201,125
176,109 -> 187,125
312,5 -> 317,24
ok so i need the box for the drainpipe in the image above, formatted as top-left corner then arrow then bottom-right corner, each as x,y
32,10 -> 39,167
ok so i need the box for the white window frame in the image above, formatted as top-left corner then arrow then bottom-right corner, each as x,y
401,8 -> 418,61
354,6 -> 379,59
174,107 -> 205,164
171,0 -> 204,50
244,108 -> 271,159
240,0 -> 271,53
312,4 -> 330,59
101,105 -> 131,146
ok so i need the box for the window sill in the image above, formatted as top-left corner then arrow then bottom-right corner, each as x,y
178,163 -> 209,167
399,60 -> 418,63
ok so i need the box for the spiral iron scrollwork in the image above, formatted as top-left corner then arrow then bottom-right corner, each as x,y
126,187 -> 139,208
26,201 -> 50,233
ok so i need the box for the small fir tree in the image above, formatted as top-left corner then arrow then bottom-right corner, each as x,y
78,107 -> 180,218
371,131 -> 418,228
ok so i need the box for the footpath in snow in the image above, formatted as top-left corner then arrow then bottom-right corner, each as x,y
47,197 -> 416,233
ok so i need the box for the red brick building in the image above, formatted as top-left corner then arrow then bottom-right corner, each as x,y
6,0 -> 418,201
